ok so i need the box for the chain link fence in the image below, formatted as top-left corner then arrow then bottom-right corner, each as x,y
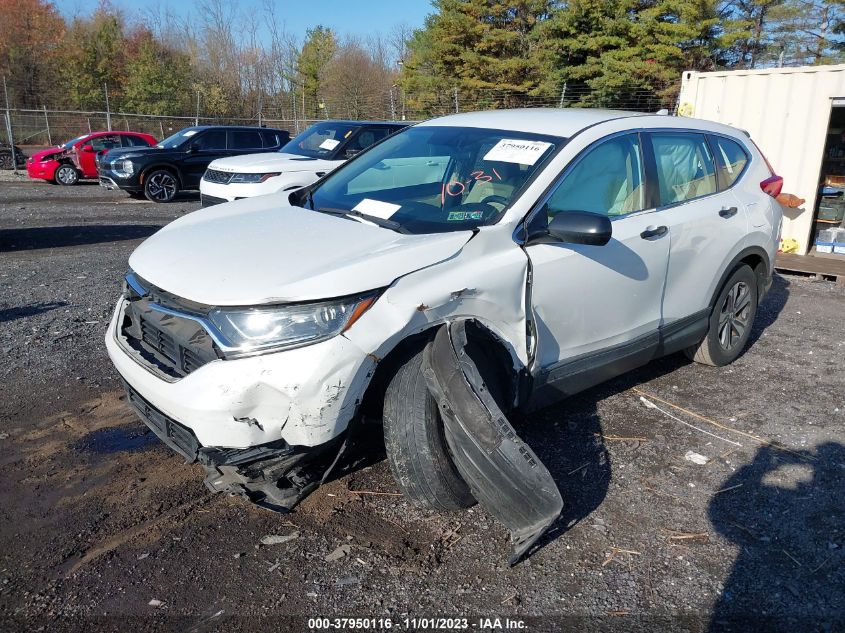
2,77 -> 680,167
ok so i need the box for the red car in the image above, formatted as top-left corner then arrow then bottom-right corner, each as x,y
26,131 -> 157,185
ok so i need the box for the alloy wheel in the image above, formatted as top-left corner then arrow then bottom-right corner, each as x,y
147,172 -> 176,201
0,153 -> 12,170
56,165 -> 78,185
717,281 -> 751,351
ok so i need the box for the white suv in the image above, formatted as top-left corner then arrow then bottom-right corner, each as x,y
106,109 -> 782,564
199,120 -> 406,207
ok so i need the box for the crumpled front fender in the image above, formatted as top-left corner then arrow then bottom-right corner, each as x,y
422,320 -> 563,565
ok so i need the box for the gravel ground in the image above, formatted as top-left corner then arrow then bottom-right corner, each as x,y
1,179 -> 843,632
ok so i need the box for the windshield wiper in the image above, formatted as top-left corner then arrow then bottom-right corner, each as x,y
316,207 -> 407,233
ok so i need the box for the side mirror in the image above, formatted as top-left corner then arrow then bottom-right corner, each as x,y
187,142 -> 200,153
543,211 -> 612,246
81,144 -> 94,152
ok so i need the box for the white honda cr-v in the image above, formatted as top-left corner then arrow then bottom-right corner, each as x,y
106,109 -> 782,563
199,120 -> 406,207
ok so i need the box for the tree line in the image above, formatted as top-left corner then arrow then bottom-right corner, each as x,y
1,0 -> 843,122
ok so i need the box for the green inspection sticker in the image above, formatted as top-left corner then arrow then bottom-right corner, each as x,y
447,210 -> 484,221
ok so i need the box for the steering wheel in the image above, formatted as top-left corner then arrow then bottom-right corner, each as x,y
479,194 -> 509,206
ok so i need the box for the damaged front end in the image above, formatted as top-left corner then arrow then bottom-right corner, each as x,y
422,321 -> 563,565
123,379 -> 345,512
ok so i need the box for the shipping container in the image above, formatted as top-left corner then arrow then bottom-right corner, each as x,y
678,64 -> 845,256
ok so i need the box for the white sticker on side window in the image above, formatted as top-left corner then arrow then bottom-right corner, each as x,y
352,198 -> 401,219
483,139 -> 552,165
319,138 -> 340,150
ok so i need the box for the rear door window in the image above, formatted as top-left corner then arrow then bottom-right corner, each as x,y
228,130 -> 263,150
710,136 -> 750,190
650,133 -> 717,205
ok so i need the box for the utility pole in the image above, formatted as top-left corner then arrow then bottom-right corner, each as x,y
3,76 -> 17,174
43,105 -> 52,145
389,86 -> 396,120
104,83 -> 111,130
195,91 -> 200,126
453,88 -> 459,114
559,82 -> 567,108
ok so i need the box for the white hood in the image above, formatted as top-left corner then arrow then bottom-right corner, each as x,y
208,152 -> 341,173
129,196 -> 472,306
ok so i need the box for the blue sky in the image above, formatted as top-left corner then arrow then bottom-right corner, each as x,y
56,0 -> 434,42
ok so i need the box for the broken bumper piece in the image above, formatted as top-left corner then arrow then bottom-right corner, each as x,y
123,378 -> 343,512
422,321 -> 564,565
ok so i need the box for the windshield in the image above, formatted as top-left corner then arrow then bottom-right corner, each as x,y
156,128 -> 202,149
280,122 -> 359,158
59,135 -> 87,149
304,126 -> 563,234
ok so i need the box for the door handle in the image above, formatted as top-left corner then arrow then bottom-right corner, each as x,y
719,206 -> 738,218
640,225 -> 668,239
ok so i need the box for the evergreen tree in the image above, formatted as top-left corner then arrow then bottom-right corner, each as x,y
297,26 -> 338,118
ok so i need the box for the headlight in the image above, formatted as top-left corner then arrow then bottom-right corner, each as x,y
229,172 -> 281,183
112,159 -> 134,177
207,293 -> 377,356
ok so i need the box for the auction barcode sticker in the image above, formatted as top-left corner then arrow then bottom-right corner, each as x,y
483,139 -> 552,165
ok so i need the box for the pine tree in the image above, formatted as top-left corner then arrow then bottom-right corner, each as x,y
297,26 -> 338,118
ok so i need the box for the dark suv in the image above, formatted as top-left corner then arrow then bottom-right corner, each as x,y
98,126 -> 290,202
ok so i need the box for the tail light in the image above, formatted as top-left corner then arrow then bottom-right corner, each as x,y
760,174 -> 783,198
749,138 -> 783,198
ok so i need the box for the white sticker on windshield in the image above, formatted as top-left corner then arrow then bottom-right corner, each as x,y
319,138 -> 340,150
353,198 -> 401,219
183,130 -> 198,137
483,139 -> 552,165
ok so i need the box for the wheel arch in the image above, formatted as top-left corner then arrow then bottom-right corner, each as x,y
140,163 -> 182,187
708,245 -> 771,311
358,318 -> 523,423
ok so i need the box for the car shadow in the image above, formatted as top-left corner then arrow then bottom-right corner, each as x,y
0,301 -> 68,323
516,352 -> 691,560
0,225 -> 160,252
708,442 -> 845,631
747,272 -> 790,348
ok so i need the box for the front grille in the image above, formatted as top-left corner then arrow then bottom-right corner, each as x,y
201,194 -> 227,208
123,379 -> 201,462
118,275 -> 220,379
203,169 -> 232,184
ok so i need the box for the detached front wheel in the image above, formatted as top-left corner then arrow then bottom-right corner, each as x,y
144,169 -> 179,202
383,348 -> 475,511
54,164 -> 79,185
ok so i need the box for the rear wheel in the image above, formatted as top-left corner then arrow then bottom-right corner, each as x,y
144,169 -> 179,202
54,164 -> 79,185
685,264 -> 758,366
383,349 -> 475,511
0,152 -> 12,170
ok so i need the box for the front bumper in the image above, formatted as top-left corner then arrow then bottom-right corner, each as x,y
26,161 -> 57,180
97,168 -> 141,192
105,297 -> 375,450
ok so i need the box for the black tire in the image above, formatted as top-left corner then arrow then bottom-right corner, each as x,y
685,264 -> 758,367
54,164 -> 79,186
0,152 -> 12,170
144,169 -> 179,202
383,348 -> 476,511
